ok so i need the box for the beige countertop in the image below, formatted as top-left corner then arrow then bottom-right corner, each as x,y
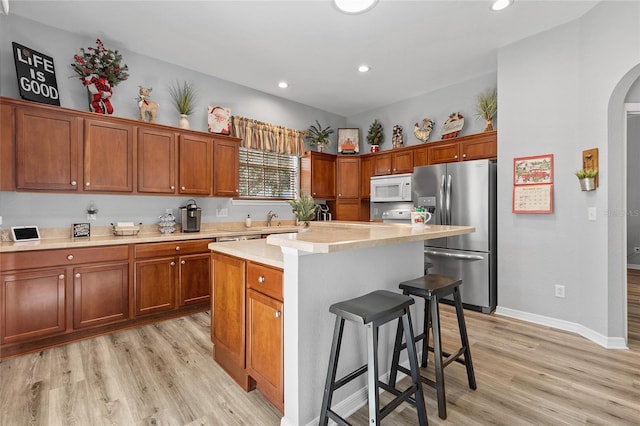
0,222 -> 298,253
208,221 -> 475,265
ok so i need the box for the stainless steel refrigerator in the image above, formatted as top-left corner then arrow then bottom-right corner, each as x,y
412,159 -> 497,313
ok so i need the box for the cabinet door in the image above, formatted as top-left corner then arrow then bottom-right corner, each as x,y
1,102 -> 15,190
373,153 -> 392,176
179,134 -> 212,195
428,142 -> 460,164
1,268 -> 66,344
137,127 -> 176,194
73,262 -> 129,329
413,146 -> 428,167
83,119 -> 134,192
336,157 -> 360,199
135,257 -> 177,316
392,150 -> 413,174
461,133 -> 497,161
213,138 -> 239,197
15,107 -> 80,191
179,253 -> 211,306
246,289 -> 283,412
335,199 -> 362,221
360,156 -> 372,199
301,151 -> 336,199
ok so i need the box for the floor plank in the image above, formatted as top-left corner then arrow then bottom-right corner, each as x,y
1,282 -> 639,426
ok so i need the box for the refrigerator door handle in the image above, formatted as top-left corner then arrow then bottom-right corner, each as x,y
424,249 -> 485,261
439,174 -> 446,224
446,174 -> 452,225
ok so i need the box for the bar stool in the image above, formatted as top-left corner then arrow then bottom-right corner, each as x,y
319,290 -> 428,426
389,274 -> 476,420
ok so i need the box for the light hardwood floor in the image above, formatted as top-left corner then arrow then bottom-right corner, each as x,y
2,294 -> 640,425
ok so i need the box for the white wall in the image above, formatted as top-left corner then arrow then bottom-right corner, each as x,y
346,73 -> 495,151
497,1 -> 640,345
0,13 -> 346,228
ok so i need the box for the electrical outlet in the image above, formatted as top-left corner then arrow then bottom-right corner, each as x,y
216,208 -> 228,217
587,207 -> 596,221
634,247 -> 640,253
555,285 -> 566,298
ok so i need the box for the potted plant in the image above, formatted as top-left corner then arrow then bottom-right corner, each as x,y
575,168 -> 598,191
305,120 -> 334,152
168,80 -> 198,129
288,193 -> 318,231
367,119 -> 383,152
475,88 -> 497,131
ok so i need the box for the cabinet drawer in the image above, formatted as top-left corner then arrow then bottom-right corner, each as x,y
135,239 -> 213,259
1,245 -> 129,271
247,262 -> 283,301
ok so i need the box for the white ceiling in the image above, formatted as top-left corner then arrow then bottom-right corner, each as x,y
10,0 -> 598,117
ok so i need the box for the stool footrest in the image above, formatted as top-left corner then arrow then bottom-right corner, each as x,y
325,410 -> 351,426
333,365 -> 368,391
378,382 -> 421,419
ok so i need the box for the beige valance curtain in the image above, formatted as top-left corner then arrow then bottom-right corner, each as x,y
231,116 -> 306,156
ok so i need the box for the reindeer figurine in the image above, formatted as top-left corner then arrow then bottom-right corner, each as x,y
137,86 -> 159,123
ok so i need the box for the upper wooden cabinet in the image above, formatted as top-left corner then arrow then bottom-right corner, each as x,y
413,146 -> 428,168
1,103 -> 15,190
213,137 -> 240,197
360,156 -> 372,199
178,134 -> 213,195
83,118 -> 134,192
392,150 -> 414,174
427,141 -> 460,164
373,153 -> 392,176
336,156 -> 360,199
459,131 -> 497,161
137,127 -> 177,194
300,151 -> 336,199
15,106 -> 80,191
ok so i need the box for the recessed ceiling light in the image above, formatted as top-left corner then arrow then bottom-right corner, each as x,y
491,0 -> 513,11
334,0 -> 378,15
358,65 -> 370,73
278,81 -> 289,89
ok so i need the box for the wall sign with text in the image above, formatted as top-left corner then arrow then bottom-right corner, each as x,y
12,42 -> 60,106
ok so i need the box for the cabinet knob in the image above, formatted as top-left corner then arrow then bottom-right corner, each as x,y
170,185 -> 175,190
313,192 -> 317,196
454,155 -> 458,159
175,246 -> 180,251
338,193 -> 342,197
67,254 -> 74,261
71,181 -> 77,186
170,261 -> 176,266
59,274 -> 65,280
181,260 -> 186,265
258,276 -> 265,283
181,186 -> 186,190
462,154 -> 467,158
75,273 -> 81,278
85,182 -> 90,187
274,311 -> 281,318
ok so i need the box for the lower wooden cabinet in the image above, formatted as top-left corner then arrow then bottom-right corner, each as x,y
73,262 -> 129,329
1,267 -> 67,344
211,253 -> 284,412
135,257 -> 177,316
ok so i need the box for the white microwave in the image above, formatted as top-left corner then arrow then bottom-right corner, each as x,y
370,173 -> 413,202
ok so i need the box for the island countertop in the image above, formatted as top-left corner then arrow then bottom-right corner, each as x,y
265,221 -> 475,253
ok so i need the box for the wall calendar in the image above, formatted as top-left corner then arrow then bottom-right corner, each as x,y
513,154 -> 554,214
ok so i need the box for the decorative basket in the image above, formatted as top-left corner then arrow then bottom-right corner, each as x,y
112,224 -> 141,236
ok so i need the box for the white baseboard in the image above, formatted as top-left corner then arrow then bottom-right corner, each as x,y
627,263 -> 640,270
495,306 -> 628,349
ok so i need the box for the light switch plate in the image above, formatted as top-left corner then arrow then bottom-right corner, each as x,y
588,207 -> 597,221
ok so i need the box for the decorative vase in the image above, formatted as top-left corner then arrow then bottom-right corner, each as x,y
178,114 -> 190,129
484,119 -> 494,132
579,177 -> 596,191
370,145 -> 379,153
317,144 -> 324,153
298,221 -> 311,232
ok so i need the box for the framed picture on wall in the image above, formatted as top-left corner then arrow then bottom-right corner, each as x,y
337,128 -> 360,155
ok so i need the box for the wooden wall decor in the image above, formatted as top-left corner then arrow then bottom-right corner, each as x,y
582,148 -> 599,188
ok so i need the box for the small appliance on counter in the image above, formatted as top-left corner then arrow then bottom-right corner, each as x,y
180,199 -> 201,232
316,203 -> 331,221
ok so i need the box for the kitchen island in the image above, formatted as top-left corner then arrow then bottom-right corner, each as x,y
208,221 -> 474,426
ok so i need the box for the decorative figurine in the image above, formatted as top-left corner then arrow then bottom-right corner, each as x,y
137,86 -> 159,123
414,118 -> 434,143
392,124 -> 403,148
442,112 -> 464,139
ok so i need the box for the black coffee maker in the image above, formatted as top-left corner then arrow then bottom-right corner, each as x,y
180,199 -> 201,232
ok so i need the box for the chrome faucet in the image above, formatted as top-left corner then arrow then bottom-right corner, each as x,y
267,210 -> 278,227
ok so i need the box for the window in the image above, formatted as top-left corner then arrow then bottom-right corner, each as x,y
238,147 -> 298,199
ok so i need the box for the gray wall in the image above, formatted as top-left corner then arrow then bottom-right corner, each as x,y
497,1 -> 640,343
628,115 -> 640,267
0,13 -> 346,228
